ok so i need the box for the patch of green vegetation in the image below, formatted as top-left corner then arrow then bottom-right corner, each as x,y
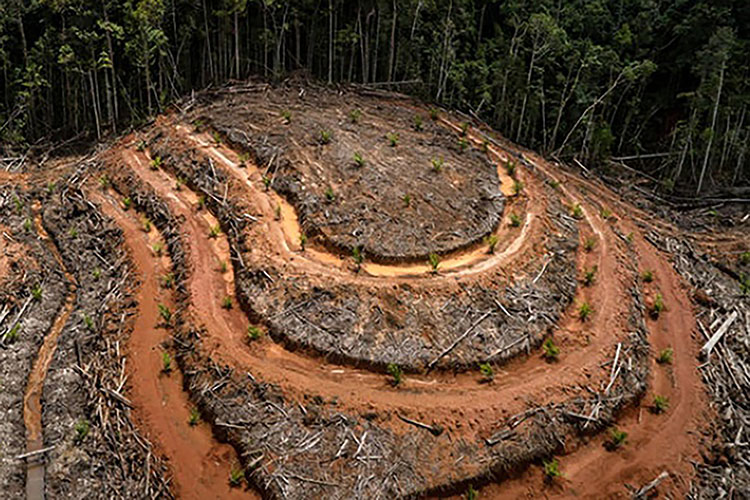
413,114 -> 424,131
429,108 -> 439,120
466,484 -> 478,500
460,121 -> 469,136
212,131 -> 222,144
352,246 -> 363,271
386,131 -> 399,147
4,323 -> 20,343
162,351 -> 172,373
281,109 -> 292,123
641,270 -> 654,282
353,151 -> 365,167
505,160 -> 516,176
299,233 -> 307,251
578,301 -> 593,321
158,304 -> 172,324
99,175 -> 109,188
650,293 -> 665,318
209,224 -> 221,238
583,237 -> 596,252
262,175 -> 272,190
229,466 -> 244,487
141,217 -> 152,232
68,227 -> 78,238
247,325 -> 263,341
479,363 -> 494,382
582,266 -> 597,286
741,273 -> 750,295
740,251 -> 750,266
402,194 -> 412,207
74,419 -> 90,445
221,296 -> 233,309
607,427 -> 628,450
31,284 -> 42,301
513,180 -> 524,195
656,347 -> 673,364
542,337 -> 560,361
349,108 -> 362,123
600,207 -> 612,219
458,137 -> 469,152
431,156 -> 444,173
83,313 -> 94,330
485,234 -> 499,254
92,268 -> 102,280
319,129 -> 332,144
188,408 -> 200,426
161,272 -> 174,289
543,458 -> 562,480
12,195 -> 23,213
150,155 -> 162,170
152,242 -> 164,256
122,196 -> 132,210
652,394 -> 669,414
428,252 -> 440,273
387,363 -> 403,386
325,186 -> 335,201
23,218 -> 32,232
571,203 -> 583,219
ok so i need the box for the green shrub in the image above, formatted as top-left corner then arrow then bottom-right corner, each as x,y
74,419 -> 90,444
158,304 -> 172,324
543,458 -> 562,480
247,325 -> 263,341
652,395 -> 669,414
188,408 -> 200,426
431,156 -> 444,173
542,337 -> 559,361
413,114 -> 424,131
387,363 -> 403,386
607,427 -> 627,449
578,302 -> 593,321
485,234 -> 499,253
353,151 -> 365,167
386,132 -> 399,147
428,253 -> 440,273
229,466 -> 244,487
656,347 -> 673,364
479,363 -> 494,382
571,203 -> 583,218
162,351 -> 172,373
650,293 -> 664,318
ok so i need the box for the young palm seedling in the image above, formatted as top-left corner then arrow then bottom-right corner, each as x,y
402,194 -> 412,207
542,337 -> 560,361
428,253 -> 440,273
386,131 -> 399,147
92,268 -> 102,280
460,121 -> 469,136
458,137 -> 469,152
150,156 -> 162,170
141,217 -> 152,232
74,419 -> 90,445
247,326 -> 263,342
209,225 -> 221,238
578,301 -> 593,321
162,351 -> 172,373
543,458 -> 562,481
218,260 -> 228,273
513,180 -> 524,195
740,251 -> 750,266
505,160 -> 516,176
485,234 -> 499,254
353,151 -> 365,167
262,175 -> 272,191
583,237 -> 596,252
83,313 -> 95,330
650,293 -> 665,318
161,273 -> 174,289
656,347 -> 673,364
479,363 -> 494,383
387,363 -> 403,386
606,427 -> 628,450
431,156 -> 444,173
221,296 -> 233,310
158,304 -> 172,324
413,114 -> 424,131
188,408 -> 200,426
429,107 -> 439,120
349,108 -> 362,123
601,207 -> 612,219
641,270 -> 654,282
651,395 -> 669,414
275,204 -> 281,220
571,203 -> 584,219
281,109 -> 292,124
152,242 -> 164,256
32,284 -> 42,301
319,129 -> 332,144
229,466 -> 244,487
212,131 -> 222,144
325,186 -> 335,202
123,197 -> 132,210
576,261 -> 596,284
299,233 -> 307,251
5,323 -> 20,343
352,246 -> 363,272
509,213 -> 521,227
237,152 -> 250,168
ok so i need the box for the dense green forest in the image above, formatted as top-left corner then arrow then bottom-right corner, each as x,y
1,0 -> 748,194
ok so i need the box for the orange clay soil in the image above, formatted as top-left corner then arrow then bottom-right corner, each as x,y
91,189 -> 254,500
85,102 -> 711,497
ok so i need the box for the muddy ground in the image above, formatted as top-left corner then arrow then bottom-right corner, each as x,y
1,80 -> 748,499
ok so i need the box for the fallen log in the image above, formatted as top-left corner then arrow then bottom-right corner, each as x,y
700,311 -> 738,360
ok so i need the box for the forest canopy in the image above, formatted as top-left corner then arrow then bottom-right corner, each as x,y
1,0 -> 748,194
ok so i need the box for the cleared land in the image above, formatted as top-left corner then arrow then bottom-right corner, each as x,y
1,82 -> 747,499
